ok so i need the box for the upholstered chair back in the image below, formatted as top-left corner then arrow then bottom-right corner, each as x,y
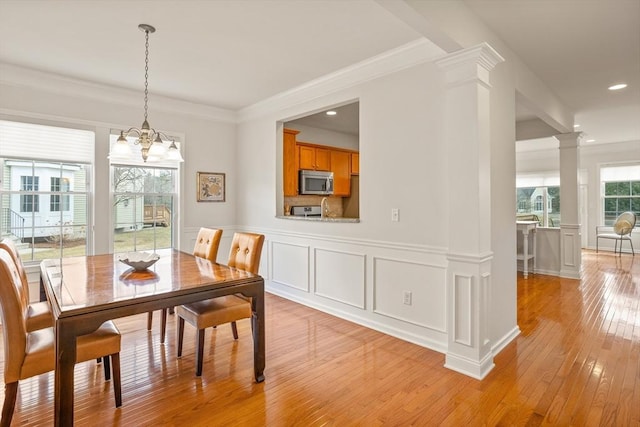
227,232 -> 264,274
0,238 -> 30,308
193,228 -> 223,262
613,212 -> 636,236
0,249 -> 29,384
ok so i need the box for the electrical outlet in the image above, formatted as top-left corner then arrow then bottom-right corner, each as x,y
403,290 -> 412,305
391,208 -> 399,222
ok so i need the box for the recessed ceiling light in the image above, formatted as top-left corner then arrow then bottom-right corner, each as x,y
608,83 -> 628,91
326,111 -> 337,116
573,124 -> 580,128
586,139 -> 595,143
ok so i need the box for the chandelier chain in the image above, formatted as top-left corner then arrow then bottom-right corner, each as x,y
144,29 -> 149,122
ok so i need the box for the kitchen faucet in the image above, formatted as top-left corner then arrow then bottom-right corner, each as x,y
321,197 -> 329,218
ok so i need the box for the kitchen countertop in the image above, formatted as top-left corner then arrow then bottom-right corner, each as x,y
276,215 -> 360,223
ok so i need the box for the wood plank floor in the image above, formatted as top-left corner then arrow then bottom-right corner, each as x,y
2,250 -> 639,426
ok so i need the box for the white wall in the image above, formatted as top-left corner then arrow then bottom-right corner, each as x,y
236,59 -> 455,352
0,69 -> 238,255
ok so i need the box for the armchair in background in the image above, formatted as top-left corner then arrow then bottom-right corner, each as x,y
596,211 -> 636,255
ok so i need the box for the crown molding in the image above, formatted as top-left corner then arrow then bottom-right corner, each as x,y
237,37 -> 445,123
0,62 -> 236,123
2,37 -> 445,126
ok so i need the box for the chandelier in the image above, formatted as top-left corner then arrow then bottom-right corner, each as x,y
109,24 -> 183,163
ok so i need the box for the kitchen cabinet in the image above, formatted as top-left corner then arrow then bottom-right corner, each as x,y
299,144 -> 330,171
351,152 -> 359,175
283,128 -> 300,196
331,150 -> 351,196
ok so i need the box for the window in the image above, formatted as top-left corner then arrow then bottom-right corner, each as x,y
20,176 -> 39,212
601,165 -> 640,226
50,177 -> 70,212
516,184 -> 560,227
2,160 -> 90,261
0,120 -> 94,261
109,132 -> 180,253
534,195 -> 543,211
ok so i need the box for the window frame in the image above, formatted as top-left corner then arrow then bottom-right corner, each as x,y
2,158 -> 91,261
109,132 -> 182,253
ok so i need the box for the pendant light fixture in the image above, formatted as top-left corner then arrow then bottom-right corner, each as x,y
109,24 -> 184,163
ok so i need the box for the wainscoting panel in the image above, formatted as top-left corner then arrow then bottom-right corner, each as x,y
271,241 -> 310,292
453,274 -> 473,346
373,257 -> 446,331
314,248 -> 366,309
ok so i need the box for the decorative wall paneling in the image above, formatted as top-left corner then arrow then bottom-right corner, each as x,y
314,248 -> 366,309
372,256 -> 446,332
259,227 -> 449,353
271,241 -> 310,292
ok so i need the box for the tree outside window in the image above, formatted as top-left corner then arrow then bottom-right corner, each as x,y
603,180 -> 640,226
112,166 -> 176,252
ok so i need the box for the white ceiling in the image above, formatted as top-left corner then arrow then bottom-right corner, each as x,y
465,0 -> 640,146
0,0 -> 638,147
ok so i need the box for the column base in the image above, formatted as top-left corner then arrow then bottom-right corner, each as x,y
444,352 -> 495,380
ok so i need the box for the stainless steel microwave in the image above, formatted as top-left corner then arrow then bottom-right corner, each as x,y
299,170 -> 334,195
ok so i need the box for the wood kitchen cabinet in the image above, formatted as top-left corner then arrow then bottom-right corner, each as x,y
351,152 -> 359,175
299,144 -> 330,171
331,150 -> 351,196
283,128 -> 300,196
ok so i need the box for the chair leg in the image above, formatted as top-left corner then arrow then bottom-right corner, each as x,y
103,355 -> 111,381
1,382 -> 18,427
160,308 -> 168,344
196,328 -> 205,376
630,239 -> 635,256
231,321 -> 239,339
110,352 -> 122,408
177,317 -> 185,357
147,311 -> 153,330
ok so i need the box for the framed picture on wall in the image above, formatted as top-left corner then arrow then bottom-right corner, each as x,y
197,172 -> 225,202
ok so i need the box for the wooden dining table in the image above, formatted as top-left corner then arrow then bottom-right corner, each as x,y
40,248 -> 265,427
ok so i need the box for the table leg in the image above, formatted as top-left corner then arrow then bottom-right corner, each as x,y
55,319 -> 77,427
523,231 -> 529,279
252,280 -> 266,383
532,229 -> 537,274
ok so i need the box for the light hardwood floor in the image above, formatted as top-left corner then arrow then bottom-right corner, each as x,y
1,250 -> 639,426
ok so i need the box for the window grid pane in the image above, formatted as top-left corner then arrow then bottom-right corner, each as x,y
1,158 -> 90,261
602,178 -> 640,226
113,166 -> 176,253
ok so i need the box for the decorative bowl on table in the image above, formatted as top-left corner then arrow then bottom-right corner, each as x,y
118,251 -> 160,271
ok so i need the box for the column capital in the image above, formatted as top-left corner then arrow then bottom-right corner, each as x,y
436,42 -> 505,86
554,132 -> 582,149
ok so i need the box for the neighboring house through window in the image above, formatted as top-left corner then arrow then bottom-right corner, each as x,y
0,120 -> 94,261
516,173 -> 560,227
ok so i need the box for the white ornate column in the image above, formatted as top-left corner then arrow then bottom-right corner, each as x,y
436,43 -> 504,379
555,132 -> 582,279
